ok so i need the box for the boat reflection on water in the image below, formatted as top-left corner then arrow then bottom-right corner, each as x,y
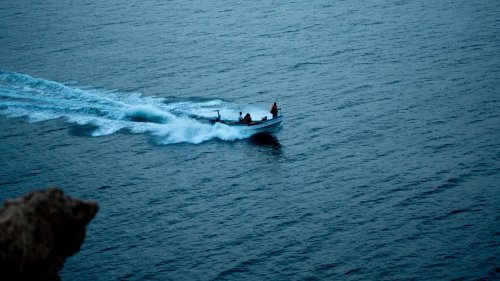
248,133 -> 282,149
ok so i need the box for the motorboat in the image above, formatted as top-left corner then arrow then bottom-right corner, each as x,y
210,111 -> 283,135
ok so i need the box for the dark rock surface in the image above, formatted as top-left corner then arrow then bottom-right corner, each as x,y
0,188 -> 99,281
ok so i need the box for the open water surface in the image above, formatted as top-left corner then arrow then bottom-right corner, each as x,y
1,0 -> 499,280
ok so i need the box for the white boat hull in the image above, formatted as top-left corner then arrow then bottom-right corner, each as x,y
217,116 -> 283,135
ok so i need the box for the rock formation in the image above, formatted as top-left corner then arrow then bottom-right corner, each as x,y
0,188 -> 99,281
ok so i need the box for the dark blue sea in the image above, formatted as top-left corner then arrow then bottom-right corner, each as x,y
1,0 -> 500,280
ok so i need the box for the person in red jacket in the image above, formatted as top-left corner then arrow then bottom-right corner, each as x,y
244,113 -> 252,123
270,102 -> 279,118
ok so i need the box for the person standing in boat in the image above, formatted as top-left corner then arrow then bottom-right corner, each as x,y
244,113 -> 252,123
270,102 -> 279,118
238,112 -> 243,122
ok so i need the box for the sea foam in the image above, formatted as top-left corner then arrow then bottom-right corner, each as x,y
0,71 -> 264,144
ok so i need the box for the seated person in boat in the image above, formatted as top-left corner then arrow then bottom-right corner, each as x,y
244,113 -> 252,123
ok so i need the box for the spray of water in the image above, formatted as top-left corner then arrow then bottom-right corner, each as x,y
0,71 -> 270,144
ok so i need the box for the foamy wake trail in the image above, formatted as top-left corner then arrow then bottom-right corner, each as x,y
0,71 -> 269,144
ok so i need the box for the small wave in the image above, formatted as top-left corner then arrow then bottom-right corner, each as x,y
0,70 -> 269,144
123,105 -> 172,124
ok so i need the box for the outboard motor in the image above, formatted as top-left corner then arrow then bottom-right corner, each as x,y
210,110 -> 221,124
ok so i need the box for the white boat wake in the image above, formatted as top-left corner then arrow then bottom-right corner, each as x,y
0,71 -> 270,144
